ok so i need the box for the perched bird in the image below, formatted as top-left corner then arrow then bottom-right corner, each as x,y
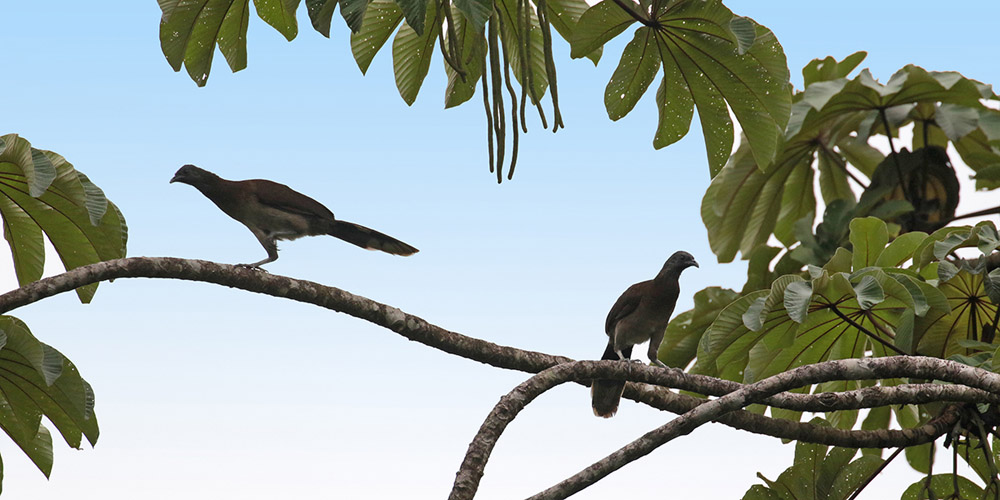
591,251 -> 698,418
170,164 -> 418,267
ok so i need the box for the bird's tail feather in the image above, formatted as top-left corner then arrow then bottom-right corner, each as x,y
327,220 -> 418,256
591,343 -> 628,418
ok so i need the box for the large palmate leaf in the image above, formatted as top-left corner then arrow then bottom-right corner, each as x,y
658,287 -> 739,369
160,0 -> 300,86
0,135 -> 127,303
572,0 -> 791,175
0,316 -> 98,482
694,218 -> 942,383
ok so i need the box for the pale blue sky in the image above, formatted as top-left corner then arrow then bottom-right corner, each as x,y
1,1 -> 998,498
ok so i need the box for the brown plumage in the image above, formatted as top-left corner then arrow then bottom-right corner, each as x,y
170,164 -> 417,267
591,251 -> 697,418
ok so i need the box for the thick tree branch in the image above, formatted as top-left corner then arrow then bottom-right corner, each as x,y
449,359 -> 979,500
526,357 -> 999,500
0,257 -> 981,455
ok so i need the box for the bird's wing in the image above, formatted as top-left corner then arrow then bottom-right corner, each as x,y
248,179 -> 336,220
605,282 -> 648,336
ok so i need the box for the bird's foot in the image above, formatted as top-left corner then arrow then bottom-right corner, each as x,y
651,359 -> 667,368
628,359 -> 644,364
235,263 -> 269,272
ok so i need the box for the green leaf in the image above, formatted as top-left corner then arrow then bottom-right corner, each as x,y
0,316 -> 99,478
0,136 -> 128,302
569,0 -> 635,60
849,217 -> 888,270
653,60 -> 695,149
653,2 -> 790,173
801,51 -> 866,87
495,0 -> 549,102
935,103 -> 980,141
350,0 -> 404,74
340,0 -> 371,33
728,16 -> 754,55
852,275 -> 884,310
916,269 -> 998,358
392,0 -> 439,105
873,232 -> 927,268
254,0 -> 300,40
783,281 -> 812,323
218,0 -> 251,71
305,0 -> 337,36
901,474 -> 982,499
160,0 -> 297,85
701,139 -> 806,262
545,0 -> 601,64
394,0 -> 427,35
451,0 -> 490,33
605,27 -> 660,121
443,9 -> 485,108
658,287 -> 739,368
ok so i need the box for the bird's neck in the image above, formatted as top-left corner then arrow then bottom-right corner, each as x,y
652,267 -> 680,288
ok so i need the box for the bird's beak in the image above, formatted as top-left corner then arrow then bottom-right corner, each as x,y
169,173 -> 181,184
691,259 -> 700,268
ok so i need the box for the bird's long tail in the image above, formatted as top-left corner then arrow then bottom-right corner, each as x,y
591,343 -> 629,418
327,220 -> 419,256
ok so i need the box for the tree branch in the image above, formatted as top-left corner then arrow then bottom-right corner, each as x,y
449,358 -> 990,500
524,357 -> 997,500
0,257 -> 983,467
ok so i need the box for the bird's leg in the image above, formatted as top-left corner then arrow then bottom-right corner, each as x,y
648,328 -> 667,368
238,230 -> 279,269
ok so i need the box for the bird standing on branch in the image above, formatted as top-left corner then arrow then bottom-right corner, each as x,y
591,251 -> 698,418
170,165 -> 418,268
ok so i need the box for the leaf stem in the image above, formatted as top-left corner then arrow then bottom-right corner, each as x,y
878,108 -> 911,203
610,0 -> 656,28
829,304 -> 909,356
846,446 -> 904,500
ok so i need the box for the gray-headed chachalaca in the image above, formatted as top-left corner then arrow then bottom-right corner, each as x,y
591,251 -> 698,418
170,164 -> 418,267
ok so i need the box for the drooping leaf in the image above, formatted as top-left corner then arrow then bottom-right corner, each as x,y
254,0 -> 301,40
392,0 -> 440,105
0,135 -> 128,303
451,0 -> 490,33
394,0 -> 428,35
305,0 -> 337,36
0,316 -> 99,479
605,27 -> 660,121
545,0 -> 601,64
340,0 -> 371,33
901,474 -> 983,500
443,8 -> 485,108
568,0 -> 634,60
350,0 -> 404,74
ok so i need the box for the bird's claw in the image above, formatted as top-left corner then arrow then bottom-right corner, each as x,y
651,360 -> 667,368
236,263 -> 269,273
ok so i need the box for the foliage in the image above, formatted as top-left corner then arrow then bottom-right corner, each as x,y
0,135 -> 120,490
157,0 -> 792,181
0,134 -> 128,303
743,420 -> 884,500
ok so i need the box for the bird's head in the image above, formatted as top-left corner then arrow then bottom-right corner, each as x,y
661,251 -> 699,274
170,164 -> 217,186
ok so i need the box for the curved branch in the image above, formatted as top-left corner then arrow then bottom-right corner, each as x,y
449,358 -> 980,500
0,257 -> 982,454
526,357 -> 998,500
